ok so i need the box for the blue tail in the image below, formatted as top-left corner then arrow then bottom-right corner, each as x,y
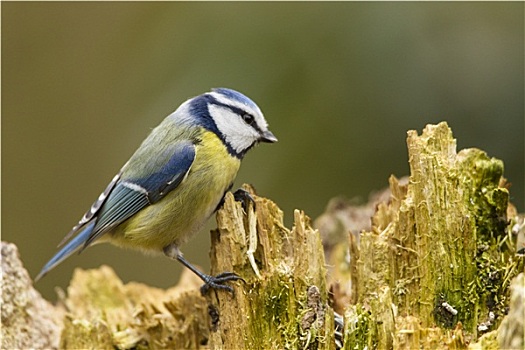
35,221 -> 96,282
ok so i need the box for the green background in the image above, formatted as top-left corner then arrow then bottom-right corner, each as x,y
3,2 -> 523,300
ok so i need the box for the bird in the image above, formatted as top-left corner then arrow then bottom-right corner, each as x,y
35,88 -> 277,294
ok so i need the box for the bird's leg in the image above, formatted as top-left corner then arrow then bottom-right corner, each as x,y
163,244 -> 244,295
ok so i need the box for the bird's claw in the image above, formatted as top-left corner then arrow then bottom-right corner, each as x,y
200,271 -> 245,296
233,188 -> 256,211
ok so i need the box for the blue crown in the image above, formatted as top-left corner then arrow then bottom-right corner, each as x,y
212,88 -> 259,111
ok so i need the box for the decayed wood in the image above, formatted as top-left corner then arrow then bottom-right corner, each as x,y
326,122 -> 523,349
58,266 -> 208,349
2,122 -> 523,350
1,242 -> 63,350
207,186 -> 334,349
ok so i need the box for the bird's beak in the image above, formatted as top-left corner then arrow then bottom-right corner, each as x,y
260,130 -> 278,143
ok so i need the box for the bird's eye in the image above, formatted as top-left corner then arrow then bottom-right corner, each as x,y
242,113 -> 255,126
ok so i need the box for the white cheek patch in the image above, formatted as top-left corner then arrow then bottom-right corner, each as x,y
209,104 -> 259,153
209,92 -> 268,130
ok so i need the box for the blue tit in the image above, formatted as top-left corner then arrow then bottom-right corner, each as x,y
36,88 -> 277,293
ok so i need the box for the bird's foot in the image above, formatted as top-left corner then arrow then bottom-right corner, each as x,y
200,271 -> 245,296
233,188 -> 256,211
172,250 -> 244,296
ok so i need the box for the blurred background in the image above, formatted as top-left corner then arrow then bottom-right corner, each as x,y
3,2 -> 523,300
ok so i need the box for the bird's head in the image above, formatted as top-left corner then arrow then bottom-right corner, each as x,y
187,88 -> 277,158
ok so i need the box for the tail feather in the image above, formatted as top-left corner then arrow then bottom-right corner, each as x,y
35,220 -> 96,282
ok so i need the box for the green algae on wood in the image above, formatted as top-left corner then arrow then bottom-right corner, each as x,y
208,186 -> 335,350
343,122 -> 523,349
4,122 -> 521,349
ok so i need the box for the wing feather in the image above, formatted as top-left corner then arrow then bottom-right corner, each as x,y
82,182 -> 150,247
58,171 -> 122,247
81,141 -> 196,248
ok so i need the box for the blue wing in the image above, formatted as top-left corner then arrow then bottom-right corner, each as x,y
35,141 -> 196,281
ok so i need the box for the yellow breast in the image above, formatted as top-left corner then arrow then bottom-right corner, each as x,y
110,131 -> 241,252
